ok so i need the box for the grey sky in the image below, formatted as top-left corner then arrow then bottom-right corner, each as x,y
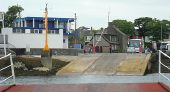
0,0 -> 170,29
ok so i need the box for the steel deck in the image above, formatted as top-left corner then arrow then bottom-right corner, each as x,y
0,83 -> 169,92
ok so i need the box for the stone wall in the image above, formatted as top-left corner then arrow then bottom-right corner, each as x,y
27,48 -> 83,56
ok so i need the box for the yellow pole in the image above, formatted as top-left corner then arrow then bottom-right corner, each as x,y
43,4 -> 49,52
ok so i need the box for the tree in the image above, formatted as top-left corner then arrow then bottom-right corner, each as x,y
4,5 -> 24,27
147,19 -> 170,42
112,19 -> 135,36
134,17 -> 153,41
137,18 -> 170,42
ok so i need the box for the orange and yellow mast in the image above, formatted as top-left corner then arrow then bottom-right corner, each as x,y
43,4 -> 49,52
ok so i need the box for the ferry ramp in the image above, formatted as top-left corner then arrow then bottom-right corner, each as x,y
57,53 -> 151,76
116,53 -> 151,75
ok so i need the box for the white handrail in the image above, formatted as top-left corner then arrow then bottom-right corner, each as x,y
158,50 -> 170,83
0,65 -> 12,72
0,53 -> 11,60
0,53 -> 15,84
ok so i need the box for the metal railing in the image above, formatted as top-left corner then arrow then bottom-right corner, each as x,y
158,50 -> 170,82
0,53 -> 15,84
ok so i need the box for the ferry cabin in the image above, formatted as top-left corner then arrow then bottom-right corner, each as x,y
1,17 -> 74,49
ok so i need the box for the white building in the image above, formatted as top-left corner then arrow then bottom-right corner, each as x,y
0,17 -> 74,50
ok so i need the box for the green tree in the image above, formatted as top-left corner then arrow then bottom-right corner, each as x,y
112,19 -> 135,36
4,5 -> 24,27
147,19 -> 170,42
150,20 -> 170,42
134,17 -> 153,41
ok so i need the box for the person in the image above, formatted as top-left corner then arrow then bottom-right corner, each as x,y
111,45 -> 115,53
88,45 -> 92,53
145,46 -> 150,54
109,45 -> 112,53
139,46 -> 142,54
83,47 -> 86,54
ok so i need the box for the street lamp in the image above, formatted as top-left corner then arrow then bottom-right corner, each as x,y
161,23 -> 162,51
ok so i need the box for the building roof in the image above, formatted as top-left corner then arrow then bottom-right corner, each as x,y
15,17 -> 74,22
95,29 -> 108,35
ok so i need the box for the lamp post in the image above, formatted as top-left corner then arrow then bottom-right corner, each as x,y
161,23 -> 162,51
160,23 -> 169,51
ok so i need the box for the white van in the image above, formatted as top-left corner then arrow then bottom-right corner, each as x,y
127,39 -> 144,53
160,41 -> 170,51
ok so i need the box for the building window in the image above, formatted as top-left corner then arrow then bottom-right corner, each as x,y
48,30 -> 51,34
30,29 -> 43,34
47,30 -> 59,34
13,29 -> 25,33
64,22 -> 67,29
54,21 -> 58,28
27,21 -> 33,27
111,36 -> 117,42
51,30 -> 55,34
30,29 -> 34,33
21,29 -> 25,33
35,30 -> 38,33
63,29 -> 67,34
55,30 -> 59,34
39,24 -> 44,28
16,29 -> 21,33
39,30 -> 42,34
58,22 -> 64,29
13,29 -> 17,33
95,35 -> 101,41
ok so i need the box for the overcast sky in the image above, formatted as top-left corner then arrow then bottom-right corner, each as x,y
0,0 -> 170,29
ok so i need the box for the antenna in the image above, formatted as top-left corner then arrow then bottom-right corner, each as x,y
74,13 -> 77,44
107,7 -> 110,25
108,12 -> 110,23
107,7 -> 110,26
